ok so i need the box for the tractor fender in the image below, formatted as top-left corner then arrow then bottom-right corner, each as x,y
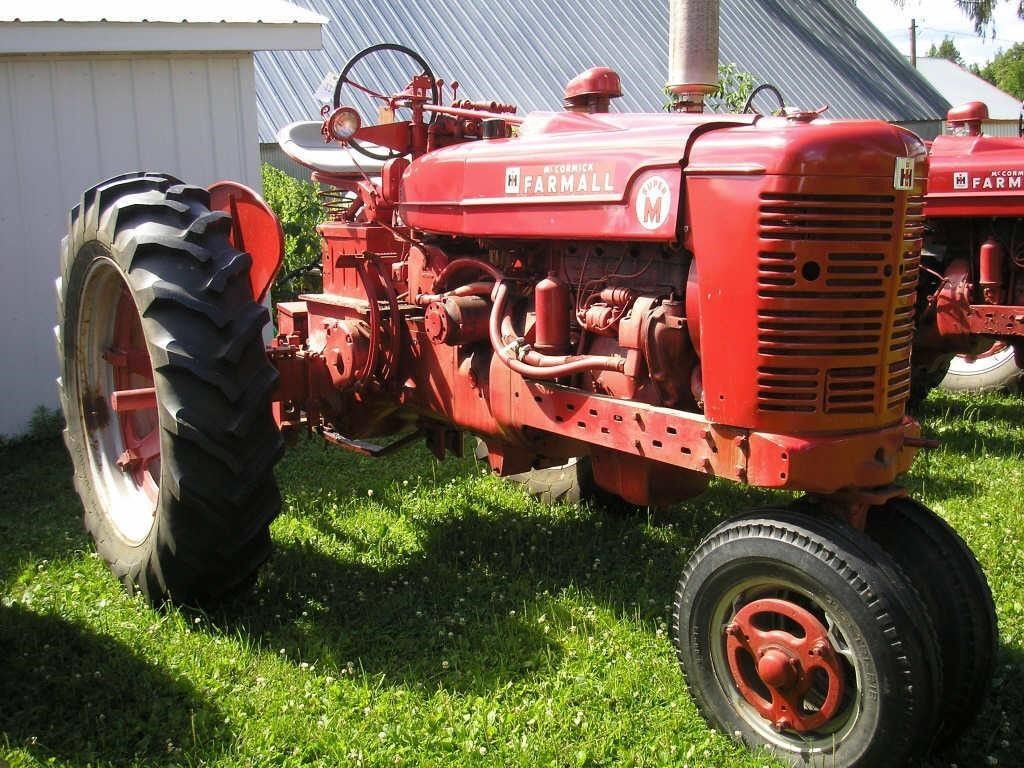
208,181 -> 284,303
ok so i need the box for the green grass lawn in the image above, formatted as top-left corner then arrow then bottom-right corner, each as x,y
2,390 -> 1022,767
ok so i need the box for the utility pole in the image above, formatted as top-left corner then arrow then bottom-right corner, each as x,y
910,18 -> 917,68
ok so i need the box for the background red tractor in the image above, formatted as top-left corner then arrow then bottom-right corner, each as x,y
912,100 -> 1024,401
55,3 -> 996,766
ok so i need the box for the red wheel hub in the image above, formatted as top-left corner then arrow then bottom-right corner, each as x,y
724,597 -> 845,732
106,287 -> 160,503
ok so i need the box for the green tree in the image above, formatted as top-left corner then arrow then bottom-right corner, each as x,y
977,42 -> 1024,99
927,36 -> 964,65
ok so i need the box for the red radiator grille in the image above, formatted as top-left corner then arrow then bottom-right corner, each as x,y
754,192 -> 922,417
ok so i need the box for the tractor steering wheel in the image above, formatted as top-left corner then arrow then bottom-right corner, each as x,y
742,83 -> 786,116
333,43 -> 440,162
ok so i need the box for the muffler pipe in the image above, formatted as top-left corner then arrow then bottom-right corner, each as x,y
667,0 -> 720,112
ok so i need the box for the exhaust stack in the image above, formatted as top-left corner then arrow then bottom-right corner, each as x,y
667,0 -> 720,112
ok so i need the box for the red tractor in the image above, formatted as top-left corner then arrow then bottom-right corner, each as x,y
912,100 -> 1024,399
56,21 -> 995,768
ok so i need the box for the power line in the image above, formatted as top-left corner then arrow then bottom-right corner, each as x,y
883,26 -> 1018,45
919,25 -> 1018,43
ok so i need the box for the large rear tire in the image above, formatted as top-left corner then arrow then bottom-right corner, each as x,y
941,343 -> 1023,394
865,498 -> 997,745
673,509 -> 942,768
57,173 -> 283,606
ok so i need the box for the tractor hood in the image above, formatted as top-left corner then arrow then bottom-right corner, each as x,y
926,133 -> 1024,217
399,110 -> 924,242
398,111 -> 755,241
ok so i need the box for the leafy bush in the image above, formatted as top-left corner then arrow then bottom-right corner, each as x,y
0,405 -> 64,448
706,62 -> 755,113
664,62 -> 755,113
260,164 -> 325,300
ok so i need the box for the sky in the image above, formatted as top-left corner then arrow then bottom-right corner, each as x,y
856,0 -> 1024,66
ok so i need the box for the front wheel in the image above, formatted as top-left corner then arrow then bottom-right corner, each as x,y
673,509 -> 941,767
865,498 -> 997,745
57,173 -> 283,606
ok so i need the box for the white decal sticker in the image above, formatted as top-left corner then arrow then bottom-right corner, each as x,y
504,167 -> 521,194
964,169 -> 1023,191
893,157 -> 915,191
313,72 -> 338,106
502,162 -> 615,196
953,171 -> 969,190
635,176 -> 672,230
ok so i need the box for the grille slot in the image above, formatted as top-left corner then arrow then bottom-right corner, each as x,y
903,194 -> 925,242
887,358 -> 912,409
757,366 -> 819,413
825,367 -> 877,414
759,193 -> 896,243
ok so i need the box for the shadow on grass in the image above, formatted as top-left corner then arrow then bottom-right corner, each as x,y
205,476 -> 789,693
918,393 -> 1024,460
926,428 -> 1023,460
920,643 -> 1024,767
903,462 -> 979,502
922,390 -> 1022,425
0,603 -> 229,766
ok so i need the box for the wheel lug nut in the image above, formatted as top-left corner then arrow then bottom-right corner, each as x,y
773,717 -> 791,732
725,622 -> 742,637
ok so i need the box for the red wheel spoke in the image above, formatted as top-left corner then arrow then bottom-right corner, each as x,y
104,284 -> 160,504
341,76 -> 391,102
104,346 -> 152,378
110,386 -> 157,413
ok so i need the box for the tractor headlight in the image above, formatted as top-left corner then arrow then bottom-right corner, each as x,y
327,107 -> 361,143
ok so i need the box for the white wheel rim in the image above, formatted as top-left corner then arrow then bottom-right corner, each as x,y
76,257 -> 160,545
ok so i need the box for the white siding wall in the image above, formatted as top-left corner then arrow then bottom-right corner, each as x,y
0,52 -> 260,436
982,121 -> 1022,138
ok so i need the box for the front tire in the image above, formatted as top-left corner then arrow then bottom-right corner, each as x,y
673,509 -> 941,767
57,173 -> 283,606
865,498 -> 997,745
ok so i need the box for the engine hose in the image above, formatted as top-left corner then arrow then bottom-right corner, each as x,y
500,313 -> 586,368
742,83 -> 786,115
433,257 -> 504,291
489,280 -> 625,379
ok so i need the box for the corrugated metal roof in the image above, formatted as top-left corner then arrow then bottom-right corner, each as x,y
1,0 -> 325,24
914,57 -> 1022,120
254,0 -> 951,143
